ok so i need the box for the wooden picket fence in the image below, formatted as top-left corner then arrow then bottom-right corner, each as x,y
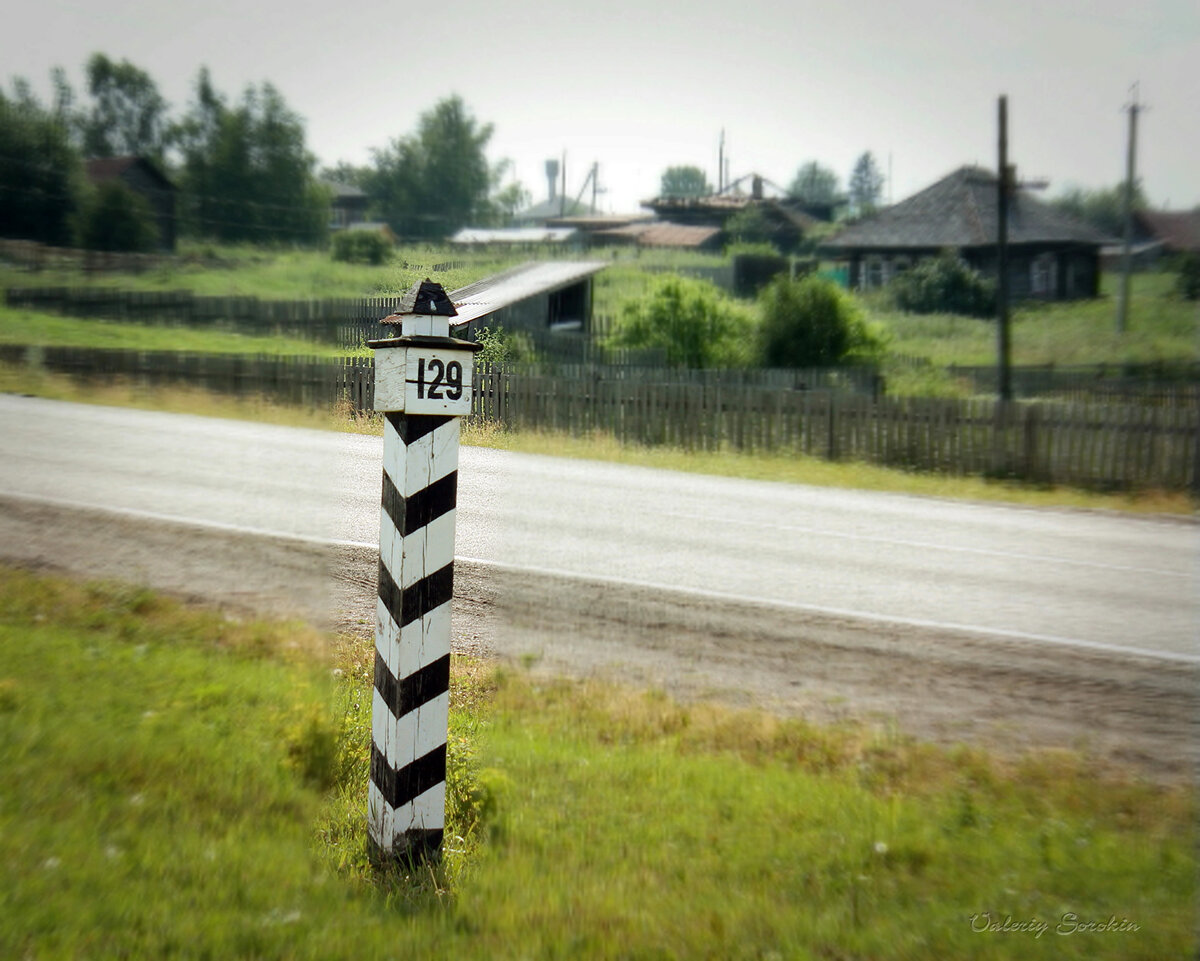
5,345 -> 1197,491
471,366 -> 1199,491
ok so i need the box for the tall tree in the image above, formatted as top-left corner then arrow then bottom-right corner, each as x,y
848,152 -> 885,216
788,161 -> 841,207
0,79 -> 82,245
365,96 -> 495,240
80,53 -> 169,161
172,70 -> 327,243
659,165 -> 711,199
1050,183 -> 1147,238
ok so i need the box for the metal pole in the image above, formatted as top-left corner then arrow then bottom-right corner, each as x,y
1116,86 -> 1140,335
997,96 -> 1012,402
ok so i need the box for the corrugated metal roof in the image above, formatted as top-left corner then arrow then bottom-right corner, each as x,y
448,260 -> 608,326
449,227 -> 578,245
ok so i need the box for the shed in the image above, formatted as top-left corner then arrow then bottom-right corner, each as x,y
446,260 -> 608,343
84,156 -> 177,252
324,180 -> 369,230
822,166 -> 1112,300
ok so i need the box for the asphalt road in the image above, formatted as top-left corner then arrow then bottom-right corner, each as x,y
1,395 -> 1196,661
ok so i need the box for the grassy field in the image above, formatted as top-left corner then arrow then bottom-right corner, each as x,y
3,243 -> 1194,368
0,565 -> 1193,959
0,305 -> 353,356
0,243 -> 524,300
875,271 -> 1198,368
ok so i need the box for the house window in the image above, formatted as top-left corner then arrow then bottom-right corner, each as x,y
864,256 -> 885,290
891,256 -> 911,278
1031,253 -> 1057,297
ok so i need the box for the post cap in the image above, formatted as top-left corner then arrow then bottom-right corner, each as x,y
383,279 -> 458,324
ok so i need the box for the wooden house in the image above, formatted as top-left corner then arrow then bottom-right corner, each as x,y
822,166 -> 1112,300
84,156 -> 177,252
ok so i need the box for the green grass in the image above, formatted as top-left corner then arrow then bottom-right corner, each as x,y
1,243 -> 523,301
1,565 -> 1194,959
875,271 -> 1199,367
0,305 -> 353,356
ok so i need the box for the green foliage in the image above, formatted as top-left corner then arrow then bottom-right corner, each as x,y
330,229 -> 391,265
723,205 -> 775,249
364,96 -> 495,240
173,69 -> 328,244
758,274 -> 885,367
1050,183 -> 1146,239
80,53 -> 169,162
890,250 -> 997,318
789,160 -> 842,206
76,181 -> 160,252
0,80 -> 82,246
848,151 -> 885,216
475,324 -> 536,365
609,274 -> 754,368
1175,253 -> 1200,300
658,164 -> 711,199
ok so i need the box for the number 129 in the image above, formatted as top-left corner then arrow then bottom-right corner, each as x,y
416,357 -> 464,401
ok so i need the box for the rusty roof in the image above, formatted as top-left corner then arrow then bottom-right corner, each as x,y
592,222 -> 723,248
446,260 -> 608,326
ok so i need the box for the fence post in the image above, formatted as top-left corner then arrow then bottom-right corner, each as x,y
366,279 -> 482,865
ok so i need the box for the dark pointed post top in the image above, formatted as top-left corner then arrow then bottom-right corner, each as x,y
391,278 -> 459,321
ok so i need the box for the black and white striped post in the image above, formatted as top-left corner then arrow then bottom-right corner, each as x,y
367,279 -> 481,864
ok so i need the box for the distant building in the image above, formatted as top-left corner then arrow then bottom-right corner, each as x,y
447,260 -> 608,342
324,181 -> 369,230
822,166 -> 1111,300
641,173 -> 820,252
84,156 -> 177,252
1133,209 -> 1200,256
588,221 -> 723,251
449,226 -> 579,247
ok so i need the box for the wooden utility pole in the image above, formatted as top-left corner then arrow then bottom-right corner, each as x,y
996,96 -> 1012,402
1116,84 -> 1142,335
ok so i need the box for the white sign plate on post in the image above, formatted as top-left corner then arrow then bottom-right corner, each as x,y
373,345 -> 474,415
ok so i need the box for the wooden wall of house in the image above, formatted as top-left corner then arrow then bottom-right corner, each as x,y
849,246 -> 1100,301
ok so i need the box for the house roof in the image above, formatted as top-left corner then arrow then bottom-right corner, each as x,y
591,221 -> 723,248
1134,209 -> 1200,253
84,156 -> 175,191
823,166 -> 1112,251
322,180 -> 367,201
446,260 -> 608,326
449,227 -> 578,245
515,197 -> 591,221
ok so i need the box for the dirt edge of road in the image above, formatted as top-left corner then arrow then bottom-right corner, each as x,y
2,493 -> 1195,782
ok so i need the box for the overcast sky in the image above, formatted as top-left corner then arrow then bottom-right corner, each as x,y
5,0 -> 1197,213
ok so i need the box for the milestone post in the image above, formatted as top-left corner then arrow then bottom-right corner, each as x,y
366,279 -> 481,864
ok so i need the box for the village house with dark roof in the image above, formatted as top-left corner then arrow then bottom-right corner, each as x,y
822,166 -> 1112,300
84,156 -> 177,251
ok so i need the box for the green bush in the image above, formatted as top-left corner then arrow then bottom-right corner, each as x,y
475,323 -> 536,365
608,274 -> 755,368
1176,253 -> 1200,300
758,274 -> 885,367
330,229 -> 391,265
76,181 -> 160,253
890,250 -> 996,317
